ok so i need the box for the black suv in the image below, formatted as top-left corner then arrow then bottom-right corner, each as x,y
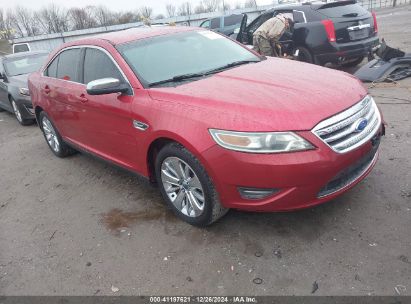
236,0 -> 379,66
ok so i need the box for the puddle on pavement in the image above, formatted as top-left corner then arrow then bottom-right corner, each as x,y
101,208 -> 167,232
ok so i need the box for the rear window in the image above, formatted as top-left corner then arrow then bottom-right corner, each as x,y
317,3 -> 368,18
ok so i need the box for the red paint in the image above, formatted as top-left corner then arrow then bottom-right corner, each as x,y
372,12 -> 378,33
29,27 -> 382,212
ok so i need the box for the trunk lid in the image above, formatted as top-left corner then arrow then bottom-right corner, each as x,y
313,2 -> 375,43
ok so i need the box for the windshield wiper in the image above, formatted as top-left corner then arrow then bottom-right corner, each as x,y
205,60 -> 260,75
148,60 -> 260,87
148,72 -> 206,87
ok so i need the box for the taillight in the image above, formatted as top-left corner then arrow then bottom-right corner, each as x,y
372,12 -> 378,33
321,19 -> 336,42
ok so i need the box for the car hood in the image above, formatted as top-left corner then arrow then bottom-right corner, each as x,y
148,57 -> 368,131
8,74 -> 29,87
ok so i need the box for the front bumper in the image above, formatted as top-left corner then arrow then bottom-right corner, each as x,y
315,36 -> 380,65
14,96 -> 35,120
202,125 -> 383,212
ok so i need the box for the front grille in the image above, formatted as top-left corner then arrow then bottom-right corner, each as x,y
318,147 -> 378,198
312,96 -> 381,153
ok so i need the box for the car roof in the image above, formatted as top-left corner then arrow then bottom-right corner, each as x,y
5,50 -> 49,60
72,26 -> 197,46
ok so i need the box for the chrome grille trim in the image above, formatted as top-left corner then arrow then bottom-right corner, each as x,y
312,96 -> 381,153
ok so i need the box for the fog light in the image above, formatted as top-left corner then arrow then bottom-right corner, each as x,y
238,187 -> 280,200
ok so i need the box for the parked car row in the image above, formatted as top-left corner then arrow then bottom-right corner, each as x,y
1,8 -> 384,226
0,51 -> 49,125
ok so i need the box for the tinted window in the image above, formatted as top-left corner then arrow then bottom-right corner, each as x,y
293,11 -> 306,23
317,4 -> 368,18
83,48 -> 122,84
210,18 -> 220,29
223,15 -> 243,27
200,20 -> 210,28
248,13 -> 273,33
56,49 -> 81,82
46,56 -> 58,78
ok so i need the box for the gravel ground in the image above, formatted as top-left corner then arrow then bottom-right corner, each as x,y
0,5 -> 410,296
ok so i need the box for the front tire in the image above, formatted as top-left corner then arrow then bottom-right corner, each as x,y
11,98 -> 34,126
155,143 -> 228,226
39,112 -> 75,158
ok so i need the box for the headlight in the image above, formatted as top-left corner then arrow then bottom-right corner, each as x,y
19,88 -> 30,96
209,129 -> 314,153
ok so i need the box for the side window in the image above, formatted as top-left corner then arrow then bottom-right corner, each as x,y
200,20 -> 210,28
293,11 -> 306,23
83,48 -> 123,84
223,15 -> 243,27
248,13 -> 273,33
210,18 -> 220,29
56,49 -> 82,82
46,56 -> 59,78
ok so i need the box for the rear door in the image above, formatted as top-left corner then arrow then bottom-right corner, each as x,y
42,48 -> 85,141
314,2 -> 375,43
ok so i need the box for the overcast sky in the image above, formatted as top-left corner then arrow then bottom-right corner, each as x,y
0,0 -> 273,15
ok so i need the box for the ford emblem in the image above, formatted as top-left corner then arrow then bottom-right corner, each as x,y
354,118 -> 368,133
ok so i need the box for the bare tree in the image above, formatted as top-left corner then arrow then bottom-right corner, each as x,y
244,0 -> 258,8
165,4 -> 177,18
0,9 -> 14,39
11,6 -> 41,37
35,4 -> 69,34
116,11 -> 140,24
178,2 -> 193,16
234,2 -> 243,9
155,14 -> 165,20
194,3 -> 207,14
92,6 -> 115,27
202,0 -> 221,12
139,6 -> 153,19
69,6 -> 97,30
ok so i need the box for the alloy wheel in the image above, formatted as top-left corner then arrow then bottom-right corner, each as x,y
42,117 -> 60,153
11,100 -> 22,123
160,156 -> 205,218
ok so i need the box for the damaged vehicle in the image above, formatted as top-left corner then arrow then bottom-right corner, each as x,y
0,51 -> 49,125
236,0 -> 379,66
29,27 -> 384,226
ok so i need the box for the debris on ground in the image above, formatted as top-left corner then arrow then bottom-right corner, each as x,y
254,251 -> 263,257
369,243 -> 378,247
186,276 -> 193,282
86,262 -> 92,267
274,249 -> 282,259
311,281 -> 319,294
111,285 -> 119,293
252,278 -> 263,285
394,285 -> 406,295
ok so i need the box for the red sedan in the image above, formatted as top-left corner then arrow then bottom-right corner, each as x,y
28,27 -> 384,226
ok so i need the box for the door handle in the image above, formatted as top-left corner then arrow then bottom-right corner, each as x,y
77,94 -> 88,103
43,85 -> 51,94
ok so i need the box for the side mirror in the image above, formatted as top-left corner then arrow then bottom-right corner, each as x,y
86,78 -> 130,95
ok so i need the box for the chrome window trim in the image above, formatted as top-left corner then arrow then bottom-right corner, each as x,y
41,45 -> 134,95
312,95 -> 382,154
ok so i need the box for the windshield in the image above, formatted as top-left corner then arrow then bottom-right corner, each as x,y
4,53 -> 48,77
117,30 -> 260,87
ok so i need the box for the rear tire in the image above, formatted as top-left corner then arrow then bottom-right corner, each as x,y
294,46 -> 314,64
341,56 -> 364,67
39,111 -> 76,158
155,143 -> 228,226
